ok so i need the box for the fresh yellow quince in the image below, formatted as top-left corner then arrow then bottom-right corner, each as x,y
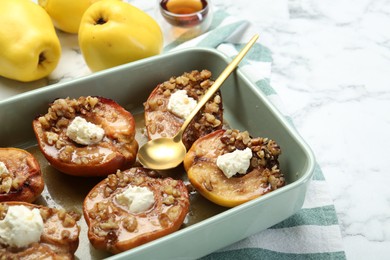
0,0 -> 61,82
38,0 -> 102,34
79,0 -> 163,72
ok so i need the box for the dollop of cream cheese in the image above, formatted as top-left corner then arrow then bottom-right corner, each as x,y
0,205 -> 44,248
116,186 -> 155,214
167,89 -> 197,119
0,162 -> 9,175
216,147 -> 253,178
66,116 -> 105,145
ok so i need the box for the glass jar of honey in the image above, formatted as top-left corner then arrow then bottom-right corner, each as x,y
157,0 -> 213,41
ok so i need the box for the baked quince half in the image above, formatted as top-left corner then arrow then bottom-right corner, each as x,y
184,129 -> 285,207
0,201 -> 80,259
144,70 -> 223,150
32,96 -> 138,177
83,167 -> 189,254
0,148 -> 44,203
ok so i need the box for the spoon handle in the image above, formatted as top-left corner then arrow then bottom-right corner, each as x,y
176,34 -> 259,138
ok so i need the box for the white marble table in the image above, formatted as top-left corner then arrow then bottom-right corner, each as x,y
227,0 -> 390,259
1,0 -> 389,259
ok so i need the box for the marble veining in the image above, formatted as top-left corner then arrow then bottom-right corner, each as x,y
234,0 -> 390,259
0,0 -> 389,259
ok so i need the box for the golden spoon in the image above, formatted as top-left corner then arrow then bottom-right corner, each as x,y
138,34 -> 259,170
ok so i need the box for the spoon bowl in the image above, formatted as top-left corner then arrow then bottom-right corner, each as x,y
138,34 -> 259,170
137,133 -> 186,170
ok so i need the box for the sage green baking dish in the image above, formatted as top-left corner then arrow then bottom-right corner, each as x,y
0,47 -> 315,259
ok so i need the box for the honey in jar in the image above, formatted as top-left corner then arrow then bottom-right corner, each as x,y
159,0 -> 210,28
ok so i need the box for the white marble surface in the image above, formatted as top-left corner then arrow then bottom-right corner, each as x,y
226,0 -> 390,259
1,0 -> 389,259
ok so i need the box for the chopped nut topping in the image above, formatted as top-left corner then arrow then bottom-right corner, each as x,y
0,176 -> 12,194
99,219 -> 119,231
158,213 -> 170,228
167,206 -> 181,221
162,195 -> 175,205
122,215 -> 138,232
218,129 -> 285,189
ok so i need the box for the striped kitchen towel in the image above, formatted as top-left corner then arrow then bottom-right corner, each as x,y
164,9 -> 346,260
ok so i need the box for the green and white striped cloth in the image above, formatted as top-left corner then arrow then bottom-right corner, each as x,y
164,9 -> 346,260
